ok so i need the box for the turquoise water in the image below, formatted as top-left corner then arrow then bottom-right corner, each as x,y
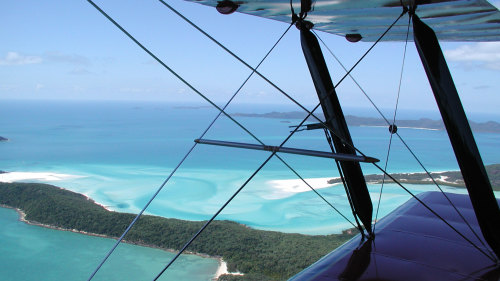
0,207 -> 218,281
0,101 -> 500,234
1,100 -> 499,233
0,100 -> 499,279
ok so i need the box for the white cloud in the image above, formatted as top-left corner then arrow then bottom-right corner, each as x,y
0,51 -> 93,69
35,83 -> 45,91
444,42 -> 500,70
0,52 -> 42,65
45,52 -> 90,66
120,87 -> 153,93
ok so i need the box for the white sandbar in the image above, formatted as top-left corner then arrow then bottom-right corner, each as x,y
266,177 -> 337,194
213,259 -> 243,280
0,171 -> 83,183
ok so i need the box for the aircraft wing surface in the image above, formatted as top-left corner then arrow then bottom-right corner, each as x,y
185,0 -> 500,41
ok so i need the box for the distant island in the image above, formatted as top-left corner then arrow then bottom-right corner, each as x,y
232,112 -> 500,133
173,105 -> 213,110
0,136 -> 8,141
328,164 -> 500,191
0,182 -> 354,281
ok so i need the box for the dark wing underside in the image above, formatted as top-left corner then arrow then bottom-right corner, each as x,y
290,192 -> 500,281
184,0 -> 500,41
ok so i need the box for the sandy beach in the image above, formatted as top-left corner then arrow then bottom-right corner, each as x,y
213,259 -> 243,280
267,177 -> 338,193
0,171 -> 84,183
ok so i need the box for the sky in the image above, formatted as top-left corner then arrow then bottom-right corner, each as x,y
1,0 -> 500,115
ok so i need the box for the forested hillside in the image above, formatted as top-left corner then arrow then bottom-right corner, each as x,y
0,182 -> 355,280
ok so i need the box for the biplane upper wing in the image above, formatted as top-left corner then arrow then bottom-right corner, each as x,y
185,0 -> 500,41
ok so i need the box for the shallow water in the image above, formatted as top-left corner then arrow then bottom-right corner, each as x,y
1,100 -> 499,234
0,207 -> 218,281
1,100 -> 498,279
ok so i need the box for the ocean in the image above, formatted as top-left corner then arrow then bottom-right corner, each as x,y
1,100 -> 499,279
0,207 -> 218,281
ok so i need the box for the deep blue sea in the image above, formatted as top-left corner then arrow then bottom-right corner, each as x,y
1,100 -> 499,280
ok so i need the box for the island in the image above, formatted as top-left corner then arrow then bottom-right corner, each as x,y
0,182 -> 355,281
232,112 -> 500,133
3,166 -> 498,279
328,164 -> 500,191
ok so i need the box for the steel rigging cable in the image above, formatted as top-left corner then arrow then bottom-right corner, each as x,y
373,13 -> 412,232
85,1 -> 356,279
314,16 -> 492,256
153,9 -> 420,281
86,2 -> 494,280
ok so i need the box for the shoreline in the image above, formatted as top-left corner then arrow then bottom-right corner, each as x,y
213,259 -> 244,280
232,112 -> 500,133
0,170 -> 345,203
0,203 -> 241,280
358,125 -> 440,131
0,171 -> 85,183
0,170 -> 464,201
0,171 -> 114,211
327,170 -> 467,188
266,177 -> 338,194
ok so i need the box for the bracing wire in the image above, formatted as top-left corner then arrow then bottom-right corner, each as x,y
85,2 -> 357,279
153,151 -> 278,280
324,128 -> 365,234
336,160 -> 366,235
283,86 -> 496,262
154,13 -> 414,278
153,95 -> 349,280
313,30 -> 392,125
153,23 -> 407,275
159,0 -> 405,165
314,19 -> 493,256
370,161 -> 496,261
160,0 -> 409,236
157,0 -> 347,139
154,0 -> 357,227
279,158 -> 358,229
88,4 -> 495,281
160,1 -> 497,261
373,14 -> 412,232
308,12 -> 494,260
277,10 -> 408,235
85,1 -> 288,279
156,2 -> 414,240
395,131 -> 495,258
157,0 -> 361,228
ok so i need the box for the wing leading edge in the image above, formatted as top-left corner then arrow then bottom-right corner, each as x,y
185,0 -> 500,41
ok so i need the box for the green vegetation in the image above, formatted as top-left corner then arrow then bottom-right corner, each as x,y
0,182 -> 355,280
328,164 -> 500,191
486,164 -> 500,190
